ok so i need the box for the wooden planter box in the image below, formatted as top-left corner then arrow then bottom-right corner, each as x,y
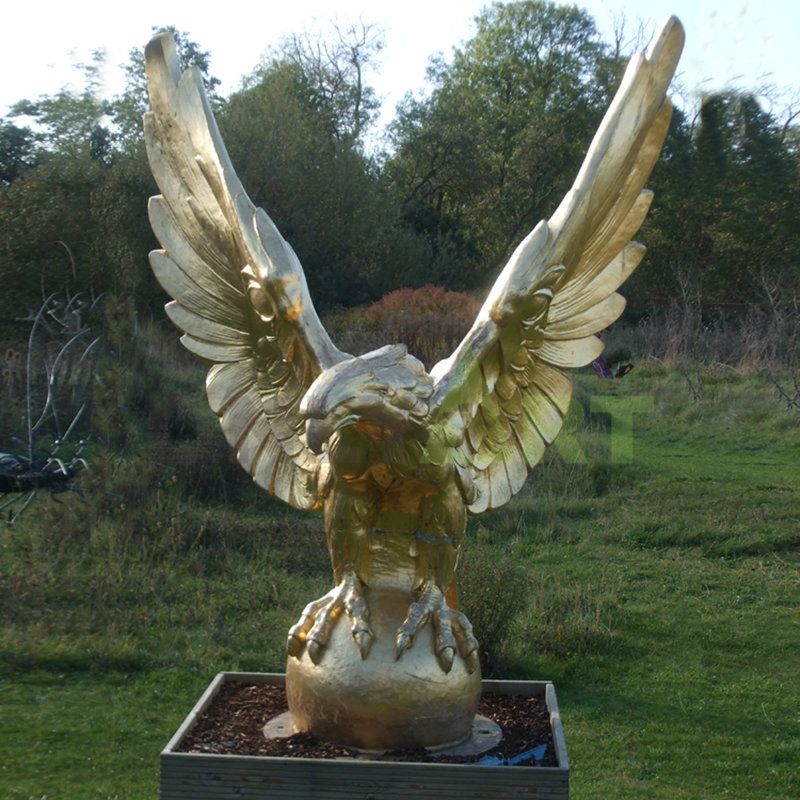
160,672 -> 570,799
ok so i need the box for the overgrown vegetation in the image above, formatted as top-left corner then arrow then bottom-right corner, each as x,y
2,335 -> 798,797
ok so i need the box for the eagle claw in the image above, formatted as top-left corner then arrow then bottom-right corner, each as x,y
395,581 -> 480,673
354,629 -> 374,659
287,570 -> 373,663
393,632 -> 413,660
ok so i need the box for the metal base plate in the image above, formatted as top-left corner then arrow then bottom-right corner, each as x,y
263,711 -> 502,758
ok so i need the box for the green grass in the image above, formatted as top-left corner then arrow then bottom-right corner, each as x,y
1,366 -> 799,798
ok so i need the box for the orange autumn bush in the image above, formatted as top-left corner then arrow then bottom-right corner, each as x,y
326,285 -> 483,369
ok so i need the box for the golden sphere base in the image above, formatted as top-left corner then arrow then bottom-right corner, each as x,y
285,586 -> 481,751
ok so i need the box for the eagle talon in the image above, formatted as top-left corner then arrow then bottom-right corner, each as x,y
394,632 -> 413,660
453,613 -> 480,674
286,634 -> 305,658
286,570 -> 372,663
307,639 -> 325,664
464,649 -> 480,674
437,645 -> 455,673
354,629 -> 374,659
396,581 -> 480,673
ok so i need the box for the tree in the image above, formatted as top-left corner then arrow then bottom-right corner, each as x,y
218,35 -> 425,307
7,50 -> 111,164
387,1 -> 618,289
0,121 -> 38,184
272,22 -> 383,144
0,158 -> 106,338
0,42 -> 170,337
637,91 -> 800,307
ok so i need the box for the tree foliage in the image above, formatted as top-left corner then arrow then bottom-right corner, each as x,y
386,1 -> 623,287
219,28 -> 427,307
7,51 -> 111,164
0,121 -> 38,184
0,1 -> 798,342
637,92 -> 800,308
272,22 -> 383,144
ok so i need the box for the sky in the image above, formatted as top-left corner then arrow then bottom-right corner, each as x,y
1,0 -> 798,132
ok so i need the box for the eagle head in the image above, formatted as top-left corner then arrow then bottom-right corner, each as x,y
300,345 -> 433,454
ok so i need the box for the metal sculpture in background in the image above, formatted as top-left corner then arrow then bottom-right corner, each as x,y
143,17 -> 684,750
0,292 -> 99,524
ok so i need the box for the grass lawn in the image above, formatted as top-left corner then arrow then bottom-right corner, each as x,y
1,366 -> 798,799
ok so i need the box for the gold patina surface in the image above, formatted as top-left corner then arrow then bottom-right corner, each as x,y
143,17 -> 684,749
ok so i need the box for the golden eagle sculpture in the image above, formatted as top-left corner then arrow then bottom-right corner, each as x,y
144,18 -> 684,751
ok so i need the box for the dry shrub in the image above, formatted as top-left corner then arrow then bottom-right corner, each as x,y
326,285 -> 482,369
0,343 -> 26,443
92,365 -> 134,449
610,302 -> 800,371
89,452 -> 162,519
1,323 -> 97,451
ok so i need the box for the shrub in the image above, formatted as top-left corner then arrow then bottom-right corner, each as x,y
146,394 -> 198,441
456,541 -> 528,675
325,285 -> 482,368
607,303 -> 800,371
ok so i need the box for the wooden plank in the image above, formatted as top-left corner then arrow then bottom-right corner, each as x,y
546,682 -> 570,772
482,679 -> 547,698
161,763 -> 569,780
163,752 -> 567,777
161,788 -> 567,800
163,672 -> 226,755
161,786 -> 568,800
222,673 -> 550,698
160,788 -> 567,800
222,671 -> 286,687
161,765 -> 568,800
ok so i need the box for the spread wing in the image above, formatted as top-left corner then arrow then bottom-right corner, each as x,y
428,17 -> 684,514
144,33 -> 348,511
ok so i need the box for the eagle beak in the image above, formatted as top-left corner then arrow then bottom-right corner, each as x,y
305,418 -> 334,455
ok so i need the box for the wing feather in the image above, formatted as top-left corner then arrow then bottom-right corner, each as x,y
428,17 -> 684,514
547,294 -> 627,340
488,459 -> 512,510
144,33 -> 349,511
236,415 -> 274,475
512,414 -> 547,469
570,192 -> 653,292
150,252 -> 246,328
550,243 -> 646,322
179,335 -> 251,362
149,198 -> 246,303
206,361 -> 253,415
220,390 -> 263,450
537,336 -> 605,369
253,437 -> 283,490
165,302 -> 249,345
